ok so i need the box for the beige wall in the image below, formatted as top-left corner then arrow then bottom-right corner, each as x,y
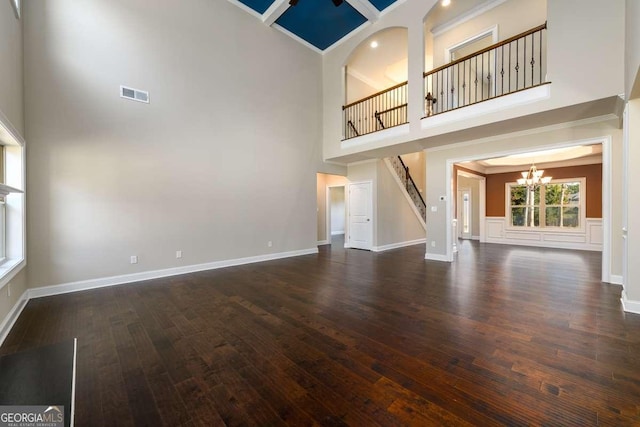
330,187 -> 345,234
317,173 -> 349,241
625,99 -> 640,300
0,1 -> 23,135
347,160 -> 424,249
23,0 -> 325,288
430,0 -> 546,68
400,151 -> 425,198
426,119 -> 622,277
626,0 -> 640,100
0,1 -> 27,334
376,160 -> 425,247
322,0 -> 624,162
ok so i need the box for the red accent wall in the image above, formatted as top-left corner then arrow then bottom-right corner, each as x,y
485,164 -> 602,218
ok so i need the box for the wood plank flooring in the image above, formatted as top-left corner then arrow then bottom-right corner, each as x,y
2,239 -> 640,426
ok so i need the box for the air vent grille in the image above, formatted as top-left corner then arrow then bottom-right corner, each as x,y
120,85 -> 150,104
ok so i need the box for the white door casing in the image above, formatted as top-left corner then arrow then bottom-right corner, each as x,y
348,181 -> 373,250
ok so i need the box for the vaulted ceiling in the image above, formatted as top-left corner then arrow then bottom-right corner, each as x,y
229,0 -> 401,52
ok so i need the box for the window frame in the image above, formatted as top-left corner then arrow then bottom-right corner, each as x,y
505,177 -> 587,232
0,109 -> 26,289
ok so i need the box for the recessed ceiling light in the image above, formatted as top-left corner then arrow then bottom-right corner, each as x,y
441,0 -> 451,6
370,41 -> 379,48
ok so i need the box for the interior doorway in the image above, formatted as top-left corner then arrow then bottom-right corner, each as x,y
457,188 -> 472,239
347,181 -> 373,250
327,185 -> 346,247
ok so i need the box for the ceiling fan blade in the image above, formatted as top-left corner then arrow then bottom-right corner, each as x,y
332,0 -> 344,6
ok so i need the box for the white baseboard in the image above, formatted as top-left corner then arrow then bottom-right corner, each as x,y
29,247 -> 319,299
609,275 -> 623,285
330,231 -> 345,236
621,291 -> 640,315
317,240 -> 330,245
372,238 -> 426,252
0,290 -> 29,347
471,236 -> 480,241
424,252 -> 451,262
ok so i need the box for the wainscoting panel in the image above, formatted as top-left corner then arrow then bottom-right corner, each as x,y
484,217 -> 602,251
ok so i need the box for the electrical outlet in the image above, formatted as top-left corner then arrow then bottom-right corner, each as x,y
176,250 -> 182,259
267,241 -> 273,247
130,255 -> 138,264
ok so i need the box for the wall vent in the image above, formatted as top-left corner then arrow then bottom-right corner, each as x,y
120,85 -> 149,103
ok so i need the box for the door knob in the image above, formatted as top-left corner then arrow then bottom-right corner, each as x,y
367,218 -> 370,221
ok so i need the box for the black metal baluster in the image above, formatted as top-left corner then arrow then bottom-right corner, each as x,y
481,53 -> 484,100
539,29 -> 543,84
475,56 -> 478,104
462,60 -> 466,107
530,33 -> 534,87
523,35 -> 526,89
515,39 -> 519,90
501,45 -> 504,95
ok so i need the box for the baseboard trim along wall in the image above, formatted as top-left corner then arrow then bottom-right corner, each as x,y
609,275 -> 623,285
29,247 -> 319,299
0,290 -> 29,347
0,248 -> 318,346
372,238 -> 426,252
424,252 -> 451,262
621,291 -> 640,315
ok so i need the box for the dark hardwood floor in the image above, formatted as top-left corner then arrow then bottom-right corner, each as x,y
2,240 -> 640,426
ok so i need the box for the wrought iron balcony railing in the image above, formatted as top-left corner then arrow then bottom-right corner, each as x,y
424,23 -> 548,117
342,81 -> 408,140
341,23 -> 547,139
389,156 -> 426,222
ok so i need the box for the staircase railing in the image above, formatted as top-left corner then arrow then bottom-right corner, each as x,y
389,156 -> 426,222
342,81 -> 408,140
423,22 -> 548,117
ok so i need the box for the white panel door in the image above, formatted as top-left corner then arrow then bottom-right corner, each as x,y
348,182 -> 372,250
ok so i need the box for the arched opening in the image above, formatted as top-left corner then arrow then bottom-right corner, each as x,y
342,27 -> 408,139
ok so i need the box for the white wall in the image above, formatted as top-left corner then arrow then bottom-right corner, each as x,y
0,1 -> 28,336
426,119 -> 622,278
23,0 -> 325,288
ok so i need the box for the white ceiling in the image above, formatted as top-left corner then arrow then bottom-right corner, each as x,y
460,144 -> 603,175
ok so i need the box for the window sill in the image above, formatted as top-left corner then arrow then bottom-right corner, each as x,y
0,258 -> 25,289
505,227 -> 586,234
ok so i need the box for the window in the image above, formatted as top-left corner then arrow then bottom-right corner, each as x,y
508,178 -> 584,229
0,111 -> 25,287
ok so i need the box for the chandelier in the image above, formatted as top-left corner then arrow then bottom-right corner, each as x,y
517,164 -> 551,190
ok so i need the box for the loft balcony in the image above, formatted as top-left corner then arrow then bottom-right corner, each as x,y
342,23 -> 548,141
